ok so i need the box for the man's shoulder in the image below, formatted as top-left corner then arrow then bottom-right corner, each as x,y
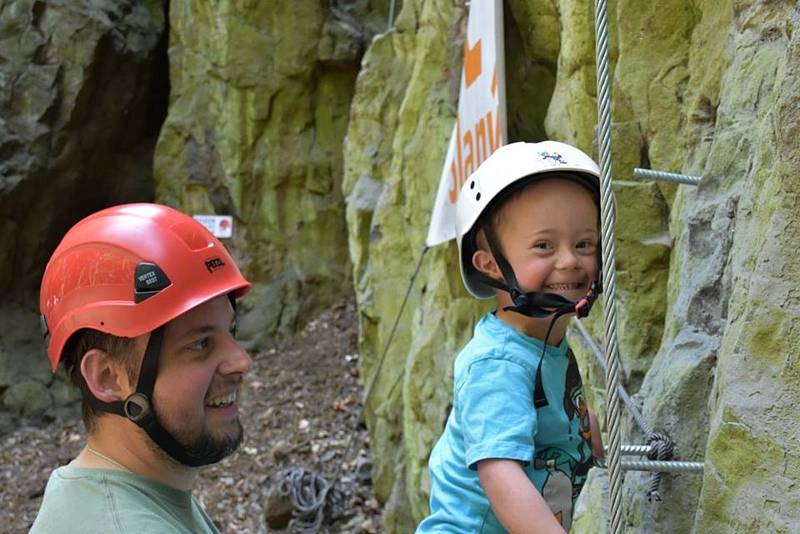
30,466 -> 218,534
30,466 -> 114,533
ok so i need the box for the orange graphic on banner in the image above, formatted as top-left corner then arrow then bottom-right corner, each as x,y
464,39 -> 482,88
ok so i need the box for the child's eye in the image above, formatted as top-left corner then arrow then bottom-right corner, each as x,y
533,241 -> 552,250
577,240 -> 596,249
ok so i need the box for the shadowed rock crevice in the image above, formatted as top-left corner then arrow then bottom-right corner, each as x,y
0,0 -> 168,415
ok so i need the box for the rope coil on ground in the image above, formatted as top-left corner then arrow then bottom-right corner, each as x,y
276,467 -> 344,533
270,247 -> 428,533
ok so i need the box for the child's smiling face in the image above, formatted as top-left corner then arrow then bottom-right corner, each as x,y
491,178 -> 599,302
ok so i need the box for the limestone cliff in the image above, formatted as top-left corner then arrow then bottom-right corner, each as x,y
345,0 -> 800,531
154,1 -> 387,347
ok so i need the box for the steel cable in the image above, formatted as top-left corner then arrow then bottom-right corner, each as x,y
592,0 -> 624,531
572,319 -> 680,500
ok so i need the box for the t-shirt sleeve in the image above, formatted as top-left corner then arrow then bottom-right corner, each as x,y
457,355 -> 537,470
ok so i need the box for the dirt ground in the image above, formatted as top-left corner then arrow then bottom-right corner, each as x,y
0,300 -> 382,533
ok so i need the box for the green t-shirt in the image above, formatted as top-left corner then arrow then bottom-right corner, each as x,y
30,465 -> 219,534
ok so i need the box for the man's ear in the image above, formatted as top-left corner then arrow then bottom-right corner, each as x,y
80,349 -> 132,402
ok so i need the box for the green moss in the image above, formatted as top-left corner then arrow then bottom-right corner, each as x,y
701,418 -> 785,529
155,0 -> 360,339
744,309 -> 791,365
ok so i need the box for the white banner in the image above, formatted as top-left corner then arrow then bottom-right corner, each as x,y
425,0 -> 507,247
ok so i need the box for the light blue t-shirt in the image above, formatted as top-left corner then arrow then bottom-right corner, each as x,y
417,312 -> 594,533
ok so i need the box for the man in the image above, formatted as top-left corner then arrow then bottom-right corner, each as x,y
32,203 -> 252,533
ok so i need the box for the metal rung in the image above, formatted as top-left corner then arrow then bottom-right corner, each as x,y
633,168 -> 701,185
596,458 -> 705,473
615,444 -> 654,456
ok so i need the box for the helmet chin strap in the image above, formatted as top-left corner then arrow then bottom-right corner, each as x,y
480,224 -> 601,320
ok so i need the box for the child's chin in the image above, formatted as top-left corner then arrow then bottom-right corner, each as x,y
547,289 -> 587,302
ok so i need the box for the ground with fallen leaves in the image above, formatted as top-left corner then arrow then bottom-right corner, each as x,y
1,300 -> 382,533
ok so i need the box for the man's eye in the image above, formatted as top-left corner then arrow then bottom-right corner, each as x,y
188,338 -> 210,352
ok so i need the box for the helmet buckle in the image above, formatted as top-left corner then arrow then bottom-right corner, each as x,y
124,392 -> 152,423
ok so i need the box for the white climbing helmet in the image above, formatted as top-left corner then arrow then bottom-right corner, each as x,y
455,141 -> 602,299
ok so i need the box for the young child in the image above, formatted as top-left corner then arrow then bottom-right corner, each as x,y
417,141 -> 605,533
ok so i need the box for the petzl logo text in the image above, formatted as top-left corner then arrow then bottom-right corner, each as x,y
205,257 -> 226,273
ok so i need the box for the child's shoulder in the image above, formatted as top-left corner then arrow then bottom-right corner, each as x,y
454,313 -> 542,373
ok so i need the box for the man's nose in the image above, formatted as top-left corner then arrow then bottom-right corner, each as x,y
220,337 -> 252,375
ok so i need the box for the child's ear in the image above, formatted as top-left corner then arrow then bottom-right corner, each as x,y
472,249 -> 502,280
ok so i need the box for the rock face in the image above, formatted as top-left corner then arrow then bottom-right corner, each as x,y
0,0 -> 166,413
153,1 -> 387,347
3,0 -> 799,532
345,0 -> 800,532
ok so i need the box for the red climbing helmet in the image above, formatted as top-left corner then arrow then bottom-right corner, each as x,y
40,203 -> 251,372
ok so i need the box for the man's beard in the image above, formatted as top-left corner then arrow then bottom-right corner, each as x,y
179,418 -> 244,466
149,409 -> 245,467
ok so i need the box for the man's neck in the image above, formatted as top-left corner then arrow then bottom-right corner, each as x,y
73,422 -> 197,492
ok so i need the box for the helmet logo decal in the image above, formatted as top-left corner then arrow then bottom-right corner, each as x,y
137,270 -> 159,287
205,257 -> 226,273
539,151 -> 567,165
